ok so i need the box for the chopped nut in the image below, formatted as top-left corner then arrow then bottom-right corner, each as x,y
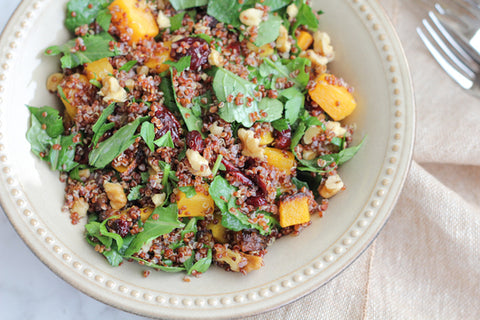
71,198 -> 89,218
300,49 -> 329,68
239,8 -> 263,27
313,31 -> 335,62
156,10 -> 171,29
46,73 -> 64,92
186,149 -> 212,177
326,121 -> 347,137
151,193 -> 166,207
78,169 -> 90,179
302,150 -> 317,160
243,254 -> 263,273
125,78 -> 135,92
238,128 -> 265,160
156,0 -> 166,10
276,25 -> 291,53
303,125 -> 323,144
137,65 -> 149,76
100,76 -> 127,103
209,121 -> 224,136
286,4 -> 299,20
208,49 -> 225,67
319,174 -> 344,198
104,182 -> 127,210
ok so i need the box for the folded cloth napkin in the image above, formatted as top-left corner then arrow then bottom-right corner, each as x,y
248,0 -> 480,319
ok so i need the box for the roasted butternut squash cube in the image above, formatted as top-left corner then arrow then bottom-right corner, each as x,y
145,42 -> 171,73
140,207 -> 154,222
297,31 -> 313,51
278,193 -> 310,228
109,0 -> 159,45
259,130 -> 274,146
85,58 -> 114,82
264,147 -> 296,174
246,41 -> 274,57
308,73 -> 357,121
177,185 -> 214,217
59,73 -> 91,119
207,215 -> 227,243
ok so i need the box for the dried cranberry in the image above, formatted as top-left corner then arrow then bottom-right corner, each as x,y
186,130 -> 205,153
221,158 -> 238,172
246,196 -> 267,207
171,37 -> 211,71
152,102 -> 182,143
273,128 -> 292,149
109,219 -> 130,238
229,171 -> 254,187
226,41 -> 242,55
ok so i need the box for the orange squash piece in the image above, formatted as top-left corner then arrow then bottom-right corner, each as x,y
278,193 -> 310,228
207,215 -> 227,243
297,31 -> 313,51
59,73 -> 91,119
246,41 -> 274,57
259,130 -> 274,146
85,58 -> 114,82
140,207 -> 154,222
145,42 -> 172,73
264,147 -> 296,174
109,0 -> 159,45
177,185 -> 214,217
308,73 -> 357,121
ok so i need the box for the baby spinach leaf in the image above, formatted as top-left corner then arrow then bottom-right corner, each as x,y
124,204 -> 184,257
140,121 -> 156,152
47,133 -> 81,172
179,186 -> 197,198
89,116 -> 149,169
96,8 -> 112,32
170,12 -> 186,32
46,32 -> 121,69
130,256 -> 186,272
207,0 -> 254,27
154,131 -> 175,148
187,248 -> 212,274
118,60 -> 137,72
335,136 -> 365,166
209,175 -> 236,213
166,56 -> 192,73
181,217 -> 198,238
170,72 -> 204,134
258,97 -> 284,123
170,0 -> 208,10
102,248 -> 124,267
213,68 -> 260,127
99,215 -> 124,250
272,118 -> 289,131
65,0 -> 111,33
85,221 -> 112,247
261,57 -> 310,90
254,15 -> 282,47
293,2 -> 319,31
281,87 -> 304,124
27,106 -> 64,138
127,185 -> 143,201
262,0 -> 292,11
91,102 -> 116,147
291,177 -> 309,190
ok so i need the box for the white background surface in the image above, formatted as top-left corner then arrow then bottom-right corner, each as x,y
0,2 -> 146,319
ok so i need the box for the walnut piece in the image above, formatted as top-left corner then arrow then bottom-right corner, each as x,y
238,128 -> 265,160
186,149 -> 212,177
104,182 -> 127,210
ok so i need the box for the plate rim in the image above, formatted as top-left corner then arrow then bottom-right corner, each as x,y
0,0 -> 415,318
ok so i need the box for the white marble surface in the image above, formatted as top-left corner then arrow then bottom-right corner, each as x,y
0,2 -> 146,320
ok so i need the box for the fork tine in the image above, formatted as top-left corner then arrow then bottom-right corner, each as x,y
421,17 -> 475,78
417,26 -> 474,90
428,11 -> 479,73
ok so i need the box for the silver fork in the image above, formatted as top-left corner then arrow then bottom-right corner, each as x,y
417,8 -> 480,97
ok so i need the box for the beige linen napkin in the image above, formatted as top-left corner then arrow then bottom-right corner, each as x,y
248,0 -> 480,319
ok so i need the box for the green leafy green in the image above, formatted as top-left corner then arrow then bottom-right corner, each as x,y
166,56 -> 192,73
127,185 -> 143,201
207,0 -> 254,27
45,32 -> 121,69
47,133 -> 81,171
130,256 -> 186,272
170,12 -> 186,31
293,2 -> 319,31
170,0 -> 208,10
99,215 -> 124,250
282,87 -> 304,125
118,60 -> 137,72
260,57 -> 310,90
96,8 -> 112,32
65,0 -> 112,33
211,154 -> 223,176
179,186 -> 197,198
154,131 -> 175,148
89,116 -> 149,168
124,204 -> 184,257
170,72 -> 204,134
27,106 -> 64,138
91,103 -> 116,147
255,15 -> 282,47
140,121 -> 156,152
186,249 -> 212,274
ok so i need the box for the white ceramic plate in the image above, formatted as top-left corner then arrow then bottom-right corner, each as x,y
0,0 -> 414,319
